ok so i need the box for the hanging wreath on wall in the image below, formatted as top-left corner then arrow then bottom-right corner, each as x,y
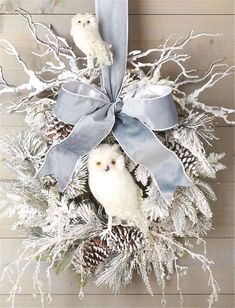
0,2 -> 234,307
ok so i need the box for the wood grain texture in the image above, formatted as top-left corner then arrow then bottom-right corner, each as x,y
0,1 -> 234,307
0,238 -> 234,295
0,181 -> 233,238
0,127 -> 234,239
0,127 -> 234,181
0,294 -> 234,308
0,74 -> 233,127
0,0 -> 234,15
0,13 -> 234,127
1,15 -> 234,66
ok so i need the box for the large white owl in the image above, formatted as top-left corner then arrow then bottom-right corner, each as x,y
88,144 -> 148,237
70,13 -> 113,68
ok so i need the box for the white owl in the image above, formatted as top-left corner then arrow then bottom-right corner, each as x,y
88,144 -> 148,237
70,13 -> 113,68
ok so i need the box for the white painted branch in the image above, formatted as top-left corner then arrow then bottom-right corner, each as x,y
0,9 -> 88,112
0,66 -> 14,89
0,39 -> 46,95
186,99 -> 235,125
188,66 -> 234,99
128,31 -> 221,62
127,30 -> 234,125
128,31 -> 221,82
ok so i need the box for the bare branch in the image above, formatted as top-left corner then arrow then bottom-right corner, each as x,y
0,66 -> 14,89
128,31 -> 221,62
15,8 -> 80,75
188,66 -> 234,99
126,30 -> 234,125
0,9 -> 91,112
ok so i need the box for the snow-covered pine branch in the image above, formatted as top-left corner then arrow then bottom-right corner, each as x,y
0,10 -> 233,308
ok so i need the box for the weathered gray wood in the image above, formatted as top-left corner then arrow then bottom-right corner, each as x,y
0,14 -> 233,126
0,1 -> 234,307
0,70 -> 233,114
0,181 -> 233,238
0,72 -> 234,126
211,126 -> 235,182
0,69 -> 233,126
209,182 -> 235,238
0,238 -> 234,295
0,294 -> 234,308
0,127 -> 234,181
0,214 -> 25,237
1,15 -> 233,66
0,0 -> 234,15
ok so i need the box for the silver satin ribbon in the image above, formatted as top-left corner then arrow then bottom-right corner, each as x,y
38,0 -> 191,203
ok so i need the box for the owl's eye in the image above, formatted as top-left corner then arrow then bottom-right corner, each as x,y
96,161 -> 101,166
111,160 -> 116,165
87,20 -> 90,24
78,20 -> 81,23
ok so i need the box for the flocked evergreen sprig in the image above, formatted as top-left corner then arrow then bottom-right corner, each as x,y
0,9 -> 233,308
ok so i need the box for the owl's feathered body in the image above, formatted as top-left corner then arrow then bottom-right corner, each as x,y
88,144 -> 148,234
70,13 -> 113,66
90,162 -> 140,219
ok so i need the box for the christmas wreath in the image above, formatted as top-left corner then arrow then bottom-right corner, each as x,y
0,2 -> 234,307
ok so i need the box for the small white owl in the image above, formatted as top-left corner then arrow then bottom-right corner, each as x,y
88,144 -> 148,237
70,13 -> 113,68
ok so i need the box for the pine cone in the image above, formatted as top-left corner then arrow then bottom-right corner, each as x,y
80,237 -> 110,271
72,226 -> 145,272
46,115 -> 73,144
41,175 -> 57,189
165,140 -> 197,175
110,225 -> 145,253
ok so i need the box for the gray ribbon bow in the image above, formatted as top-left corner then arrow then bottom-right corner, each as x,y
38,0 -> 191,203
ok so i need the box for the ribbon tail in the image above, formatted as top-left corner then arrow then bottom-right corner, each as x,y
38,105 -> 115,191
113,113 -> 192,203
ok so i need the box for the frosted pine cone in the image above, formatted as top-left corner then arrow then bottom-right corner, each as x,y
72,225 -> 145,272
110,225 -> 145,253
165,140 -> 198,175
41,175 -> 57,189
81,237 -> 110,271
46,115 -> 73,144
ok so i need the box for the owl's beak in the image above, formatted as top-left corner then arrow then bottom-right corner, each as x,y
105,165 -> 110,172
82,23 -> 85,27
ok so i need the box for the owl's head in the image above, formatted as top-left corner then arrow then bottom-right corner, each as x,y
88,144 -> 125,174
71,13 -> 97,29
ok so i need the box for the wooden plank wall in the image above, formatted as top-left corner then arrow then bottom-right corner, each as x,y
0,1 -> 234,307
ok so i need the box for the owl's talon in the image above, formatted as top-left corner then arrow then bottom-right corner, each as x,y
100,229 -> 115,240
99,215 -> 115,240
82,67 -> 94,76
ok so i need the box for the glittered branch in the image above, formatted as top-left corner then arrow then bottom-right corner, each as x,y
0,10 -> 233,308
185,66 -> 235,124
15,8 -> 79,75
127,30 -> 234,125
0,9 -> 98,113
0,38 -> 49,112
128,30 -> 221,78
156,233 -> 220,308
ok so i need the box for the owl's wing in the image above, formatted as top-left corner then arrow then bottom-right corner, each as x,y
138,187 -> 143,204
70,27 -> 74,37
89,182 -> 102,205
95,40 -> 113,66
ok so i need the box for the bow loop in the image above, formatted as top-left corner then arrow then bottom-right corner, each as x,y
54,81 -> 109,125
122,85 -> 178,131
37,0 -> 192,203
38,80 -> 191,202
